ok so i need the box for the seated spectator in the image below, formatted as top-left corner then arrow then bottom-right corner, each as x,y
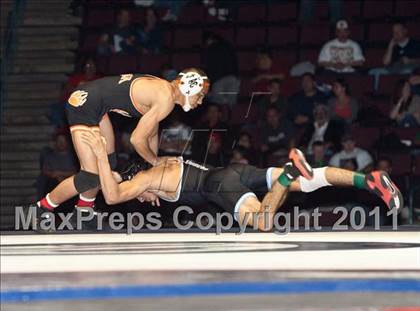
192,103 -> 230,164
259,106 -> 295,161
318,20 -> 365,74
159,111 -> 193,157
97,9 -> 137,56
230,146 -> 250,165
256,78 -> 288,119
376,157 -> 393,175
205,132 -> 226,167
37,132 -> 78,197
328,78 -> 359,124
300,104 -> 346,154
251,50 -> 285,94
236,132 -> 257,165
329,134 -> 374,173
288,73 -> 328,127
389,80 -> 420,127
152,0 -> 187,22
369,22 -> 420,92
137,8 -> 163,54
202,32 -> 239,107
306,141 -> 330,168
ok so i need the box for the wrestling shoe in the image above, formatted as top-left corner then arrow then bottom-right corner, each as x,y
288,148 -> 314,180
365,171 -> 403,212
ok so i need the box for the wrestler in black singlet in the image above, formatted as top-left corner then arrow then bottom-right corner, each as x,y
178,160 -> 272,216
66,74 -> 153,127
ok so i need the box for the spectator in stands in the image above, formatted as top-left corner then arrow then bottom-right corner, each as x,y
389,79 -> 420,127
151,0 -> 187,22
38,133 -> 78,196
409,68 -> 420,96
230,146 -> 250,165
160,63 -> 177,81
328,78 -> 359,124
318,20 -> 365,74
256,78 -> 288,119
307,140 -> 330,168
251,50 -> 285,94
288,73 -> 328,127
236,132 -> 257,165
259,106 -> 295,161
97,9 -> 137,55
202,32 -> 239,107
329,134 -> 374,173
205,132 -> 226,167
136,7 -> 163,54
376,157 -> 393,175
369,22 -> 420,92
191,103 -> 230,164
159,110 -> 193,157
300,104 -> 346,154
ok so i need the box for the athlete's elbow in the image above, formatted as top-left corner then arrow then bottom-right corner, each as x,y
104,193 -> 120,205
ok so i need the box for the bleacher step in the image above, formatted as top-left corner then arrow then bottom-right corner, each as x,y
7,89 -> 61,100
3,106 -> 51,116
14,40 -> 78,51
16,27 -> 78,37
7,73 -> 68,83
1,187 -> 38,196
7,82 -> 63,92
1,152 -> 40,162
1,142 -> 51,152
1,195 -> 37,206
1,133 -> 53,142
1,170 -> 40,179
1,179 -> 38,188
5,99 -> 54,108
0,161 -> 40,170
12,50 -> 76,59
22,15 -> 82,27
1,125 -> 54,134
3,114 -> 51,125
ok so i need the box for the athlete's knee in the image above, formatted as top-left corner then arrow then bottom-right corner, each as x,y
298,167 -> 331,193
74,170 -> 100,193
107,152 -> 117,170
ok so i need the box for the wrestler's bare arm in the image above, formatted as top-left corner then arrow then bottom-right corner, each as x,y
130,95 -> 173,166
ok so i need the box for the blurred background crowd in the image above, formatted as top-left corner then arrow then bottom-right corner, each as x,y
5,0 -> 419,227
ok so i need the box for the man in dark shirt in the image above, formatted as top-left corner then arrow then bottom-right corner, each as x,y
288,73 -> 327,127
260,106 -> 295,163
369,22 -> 420,92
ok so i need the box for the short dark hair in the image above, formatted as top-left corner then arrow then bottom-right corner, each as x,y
312,141 -> 325,148
302,72 -> 315,80
269,78 -> 282,86
335,78 -> 350,95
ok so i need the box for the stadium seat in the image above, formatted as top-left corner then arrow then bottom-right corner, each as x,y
407,22 -> 420,38
350,24 -> 364,42
81,32 -> 100,52
131,9 -> 146,24
231,103 -> 258,125
351,126 -> 381,150
364,49 -> 385,68
344,75 -> 372,97
237,4 -> 266,23
95,56 -> 108,74
299,48 -> 319,63
209,26 -> 235,43
378,75 -> 407,95
236,27 -> 266,47
392,128 -> 420,142
173,29 -> 202,49
162,31 -> 173,49
85,9 -> 114,27
177,4 -> 205,25
396,0 -> 420,17
378,153 -> 412,175
268,26 -> 298,46
172,53 -> 201,70
300,24 -> 331,45
363,0 -> 393,19
343,0 -> 362,19
107,55 -> 138,75
368,23 -> 392,43
239,77 -> 254,97
237,52 -> 256,73
267,3 -> 297,22
271,51 -> 297,71
138,54 -> 169,75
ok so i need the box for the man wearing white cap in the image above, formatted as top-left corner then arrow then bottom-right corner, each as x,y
318,20 -> 365,73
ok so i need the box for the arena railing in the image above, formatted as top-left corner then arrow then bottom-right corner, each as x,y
0,0 -> 26,125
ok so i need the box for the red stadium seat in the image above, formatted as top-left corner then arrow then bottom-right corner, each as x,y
162,31 -> 173,49
237,52 -> 256,73
378,153 -> 412,175
299,48 -> 319,63
95,56 -> 108,75
364,49 -> 385,68
300,24 -> 331,45
271,51 -> 297,71
407,22 -> 420,38
267,3 -> 297,22
173,29 -> 202,49
236,27 -> 266,47
81,32 -> 100,52
178,4 -> 205,25
392,128 -> 420,142
396,0 -> 420,17
343,0 -> 362,19
378,75 -> 407,95
350,24 -> 364,42
237,4 -> 266,22
107,55 -> 137,75
350,126 -> 381,150
172,53 -> 200,70
363,0 -> 393,18
209,26 -> 235,43
86,9 -> 114,27
368,23 -> 392,43
345,75 -> 373,97
239,77 -> 254,97
268,27 -> 298,46
131,9 -> 146,24
138,54 -> 169,75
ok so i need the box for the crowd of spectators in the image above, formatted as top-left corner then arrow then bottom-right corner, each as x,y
37,1 -> 420,222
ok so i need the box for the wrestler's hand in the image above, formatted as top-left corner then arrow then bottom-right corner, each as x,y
80,130 -> 107,158
155,156 -> 181,166
138,191 -> 160,207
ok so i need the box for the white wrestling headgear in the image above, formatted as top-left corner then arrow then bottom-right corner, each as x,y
178,71 -> 209,112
